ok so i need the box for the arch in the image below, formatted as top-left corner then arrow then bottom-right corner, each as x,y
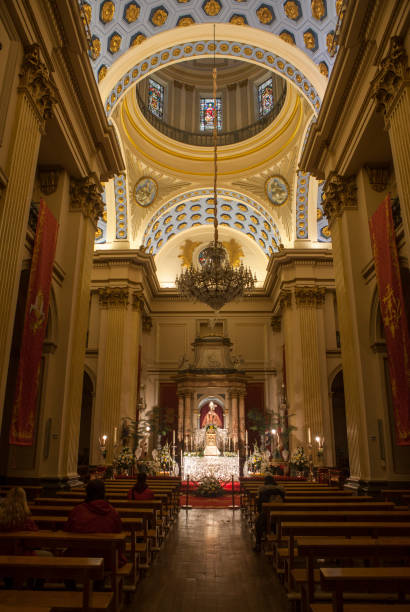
99,25 -> 327,116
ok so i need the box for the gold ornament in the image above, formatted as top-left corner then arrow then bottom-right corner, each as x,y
321,225 -> 331,238
151,8 -> 168,26
280,31 -> 295,45
256,6 -> 274,24
230,15 -> 246,25
203,0 -> 222,16
177,0 -> 190,2
95,227 -> 103,239
326,32 -> 335,54
102,210 -> 108,223
109,34 -> 122,54
131,33 -> 146,46
91,37 -> 101,59
100,1 -> 115,23
303,31 -> 316,50
177,16 -> 195,26
125,3 -> 140,22
81,3 -> 91,25
319,61 -> 328,77
336,0 -> 343,16
284,1 -> 299,19
98,65 -> 107,81
311,0 -> 325,19
316,208 -> 323,220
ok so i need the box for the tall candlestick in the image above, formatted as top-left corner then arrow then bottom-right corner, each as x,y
113,427 -> 118,445
307,427 -> 311,445
245,430 -> 248,445
173,429 -> 176,445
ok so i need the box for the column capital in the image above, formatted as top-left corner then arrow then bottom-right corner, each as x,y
38,166 -> 61,195
279,289 -> 292,310
19,44 -> 57,129
322,173 -> 357,225
372,36 -> 409,119
142,313 -> 153,332
294,286 -> 326,307
132,291 -> 144,311
99,287 -> 129,308
271,315 -> 282,332
69,175 -> 104,225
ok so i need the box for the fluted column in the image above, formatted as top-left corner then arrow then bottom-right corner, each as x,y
63,176 -> 104,478
97,287 -> 129,463
372,37 -> 410,260
230,393 -> 239,448
294,287 -> 326,462
323,174 -> 367,480
184,393 -> 192,449
177,395 -> 184,443
0,45 -> 56,418
239,394 -> 246,446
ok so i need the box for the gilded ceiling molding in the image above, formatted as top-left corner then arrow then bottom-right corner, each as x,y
294,286 -> 325,307
19,44 -> 57,131
271,315 -> 282,332
322,173 -> 357,226
279,289 -> 292,310
69,176 -> 104,226
99,287 -> 129,308
295,170 -> 309,239
372,37 -> 409,121
38,167 -> 61,195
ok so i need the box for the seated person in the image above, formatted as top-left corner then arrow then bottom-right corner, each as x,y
0,487 -> 38,532
254,475 -> 285,552
128,472 -> 155,500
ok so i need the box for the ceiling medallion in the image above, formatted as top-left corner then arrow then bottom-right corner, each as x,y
284,1 -> 300,20
151,8 -> 168,27
109,33 -> 122,54
177,16 -> 195,26
256,5 -> 274,25
303,30 -> 317,50
131,33 -> 146,46
280,31 -> 295,45
125,3 -> 140,23
319,61 -> 329,77
100,1 -> 115,23
134,177 -> 158,207
98,65 -> 107,82
203,0 -> 222,16
311,0 -> 326,20
176,28 -> 255,312
265,176 -> 289,206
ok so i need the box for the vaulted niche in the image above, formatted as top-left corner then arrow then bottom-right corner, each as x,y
135,58 -> 287,146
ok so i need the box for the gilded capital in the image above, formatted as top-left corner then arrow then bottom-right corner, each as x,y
142,314 -> 153,332
69,176 -> 104,225
19,44 -> 57,127
99,287 -> 129,308
295,286 -> 326,307
322,173 -> 357,225
279,289 -> 292,310
132,291 -> 144,311
271,315 -> 282,332
372,37 -> 409,117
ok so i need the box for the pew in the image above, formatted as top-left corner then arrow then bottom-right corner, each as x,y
0,555 -> 111,611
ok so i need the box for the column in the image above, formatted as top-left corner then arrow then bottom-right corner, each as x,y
62,176 -> 104,480
239,394 -> 246,446
230,392 -> 239,449
294,287 -> 326,464
0,44 -> 56,419
177,395 -> 184,443
184,393 -> 191,449
323,173 -> 368,481
97,287 -> 129,464
372,37 -> 410,261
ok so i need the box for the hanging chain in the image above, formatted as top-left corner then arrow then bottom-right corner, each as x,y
212,26 -> 218,245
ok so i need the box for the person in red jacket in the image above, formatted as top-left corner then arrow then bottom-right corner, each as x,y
128,472 -> 155,500
64,479 -> 123,533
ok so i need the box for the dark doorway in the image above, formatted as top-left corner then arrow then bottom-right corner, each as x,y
78,371 -> 93,468
331,371 -> 350,473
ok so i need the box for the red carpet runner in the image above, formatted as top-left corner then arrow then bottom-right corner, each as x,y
180,493 -> 241,508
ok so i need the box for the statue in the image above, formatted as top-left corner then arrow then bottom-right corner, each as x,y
202,400 -> 222,427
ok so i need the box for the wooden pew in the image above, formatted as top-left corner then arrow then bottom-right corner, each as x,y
0,531 -> 127,612
312,566 -> 410,612
0,555 -> 111,611
295,536 -> 410,611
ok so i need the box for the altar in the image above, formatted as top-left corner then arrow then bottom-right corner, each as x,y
182,454 -> 240,481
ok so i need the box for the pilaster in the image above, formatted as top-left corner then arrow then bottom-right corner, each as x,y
177,395 -> 184,443
0,45 -> 56,419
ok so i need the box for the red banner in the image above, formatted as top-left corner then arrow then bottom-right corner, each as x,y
9,199 -> 58,445
369,195 -> 410,445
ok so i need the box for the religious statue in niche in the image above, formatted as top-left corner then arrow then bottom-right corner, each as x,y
202,401 -> 223,428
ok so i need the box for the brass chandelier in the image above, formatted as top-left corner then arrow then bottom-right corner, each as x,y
176,31 -> 256,312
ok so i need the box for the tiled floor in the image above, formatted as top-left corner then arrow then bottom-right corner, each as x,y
126,509 -> 290,612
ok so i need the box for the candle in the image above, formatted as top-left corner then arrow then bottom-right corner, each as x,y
113,427 -> 117,445
173,430 -> 176,445
245,430 -> 248,445
307,427 -> 311,444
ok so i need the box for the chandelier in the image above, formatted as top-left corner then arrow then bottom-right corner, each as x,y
176,31 -> 256,311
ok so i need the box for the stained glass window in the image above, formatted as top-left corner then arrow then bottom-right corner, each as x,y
200,98 -> 222,131
148,79 -> 164,119
258,78 -> 273,117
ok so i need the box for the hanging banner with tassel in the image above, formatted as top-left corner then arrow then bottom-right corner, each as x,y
9,199 -> 58,446
369,195 -> 410,445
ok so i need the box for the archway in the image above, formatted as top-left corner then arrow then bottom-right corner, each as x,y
331,370 -> 349,473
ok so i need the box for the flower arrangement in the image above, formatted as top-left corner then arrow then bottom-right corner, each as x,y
206,424 -> 217,432
290,447 -> 309,470
196,475 -> 224,497
248,443 -> 263,473
113,447 -> 134,473
159,442 -> 173,472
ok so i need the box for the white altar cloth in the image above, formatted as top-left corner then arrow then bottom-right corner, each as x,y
182,455 -> 239,481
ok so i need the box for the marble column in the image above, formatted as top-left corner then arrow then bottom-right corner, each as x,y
0,44 -> 56,419
372,37 -> 410,261
239,394 -> 246,446
97,287 -> 129,464
230,393 -> 239,449
177,395 -> 184,443
323,173 -> 367,480
63,176 -> 104,479
184,393 -> 192,449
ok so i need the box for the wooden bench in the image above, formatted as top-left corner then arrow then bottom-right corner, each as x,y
0,555 -> 111,611
0,531 -> 128,612
310,566 -> 410,612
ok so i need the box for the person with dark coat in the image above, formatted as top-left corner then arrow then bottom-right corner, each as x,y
128,472 -> 155,500
254,475 -> 285,552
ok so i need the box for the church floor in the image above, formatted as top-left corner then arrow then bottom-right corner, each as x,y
125,509 -> 290,612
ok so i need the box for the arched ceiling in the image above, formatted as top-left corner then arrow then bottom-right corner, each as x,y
84,0 -> 337,85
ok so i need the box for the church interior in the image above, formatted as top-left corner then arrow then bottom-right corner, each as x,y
0,0 -> 410,610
